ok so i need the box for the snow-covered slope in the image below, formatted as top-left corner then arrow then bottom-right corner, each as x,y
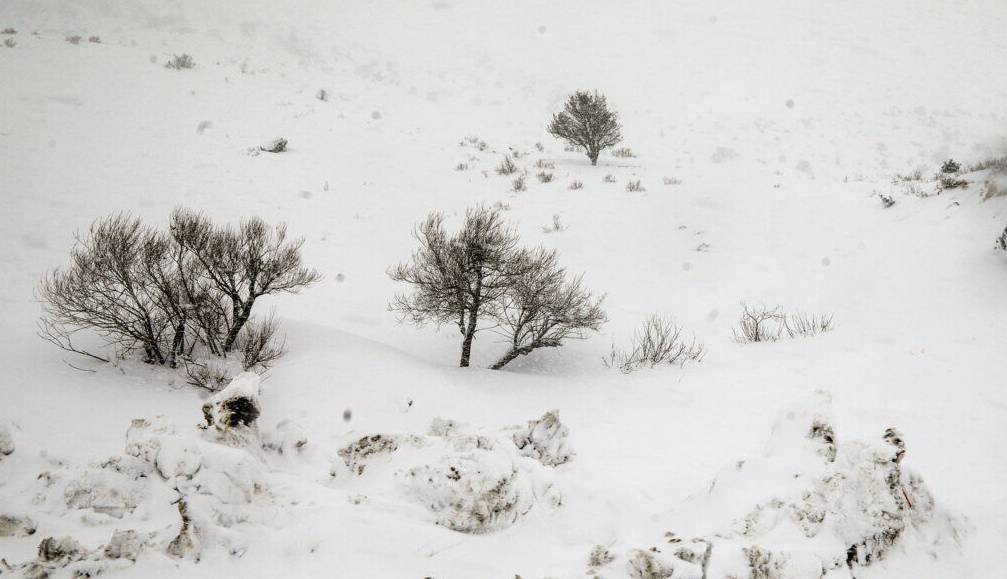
2,0 -> 1006,577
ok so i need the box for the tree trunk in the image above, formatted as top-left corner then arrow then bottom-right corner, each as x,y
459,278 -> 482,368
588,150 -> 599,165
223,299 -> 255,352
490,345 -> 536,370
168,317 -> 186,368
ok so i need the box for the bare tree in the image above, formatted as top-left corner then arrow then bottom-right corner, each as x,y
170,209 -> 321,353
490,248 -> 606,369
389,206 -> 523,367
547,91 -> 622,166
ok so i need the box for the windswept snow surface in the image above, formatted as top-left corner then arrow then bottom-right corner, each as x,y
2,0 -> 1007,577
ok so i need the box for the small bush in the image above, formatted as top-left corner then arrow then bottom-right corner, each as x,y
455,162 -> 468,171
461,136 -> 488,151
534,159 -> 555,170
879,192 -> 895,208
316,88 -> 328,101
65,35 -> 82,45
536,171 -> 554,183
165,53 -> 195,70
88,35 -> 101,43
940,158 -> 961,174
512,175 -> 526,192
2,38 -> 13,48
496,155 -> 518,175
894,168 -> 924,182
542,214 -> 565,233
663,176 -> 682,185
937,174 -> 968,191
569,180 -> 584,190
604,315 -> 705,373
971,155 -> 1007,174
733,304 -> 835,343
996,226 -> 1007,252
612,147 -> 636,158
587,545 -> 616,569
1,28 -> 16,35
625,180 -> 645,192
602,174 -> 617,183
535,142 -> 545,152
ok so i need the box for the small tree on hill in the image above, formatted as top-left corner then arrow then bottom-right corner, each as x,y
547,91 -> 622,165
388,206 -> 523,367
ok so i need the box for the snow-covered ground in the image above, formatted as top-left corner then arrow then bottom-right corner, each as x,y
2,0 -> 1006,576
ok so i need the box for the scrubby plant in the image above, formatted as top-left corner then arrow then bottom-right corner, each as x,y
534,159 -> 555,170
602,174 -> 617,183
455,162 -> 468,171
612,147 -> 636,158
1,28 -> 16,35
971,154 -> 1007,174
512,175 -> 527,192
547,91 -> 622,165
940,159 -> 961,174
496,155 -> 518,175
604,315 -> 705,373
536,171 -> 554,183
542,214 -> 565,233
3,38 -> 14,48
783,312 -> 834,338
733,304 -> 834,343
569,180 -> 584,190
625,180 -> 645,192
37,210 -> 320,388
996,226 -> 1007,252
65,35 -> 82,45
165,54 -> 195,70
88,36 -> 101,43
663,176 -> 682,185
879,192 -> 896,208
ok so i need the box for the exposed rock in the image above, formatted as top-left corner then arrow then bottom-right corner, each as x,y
0,514 -> 36,537
338,434 -> 400,475
511,410 -> 574,466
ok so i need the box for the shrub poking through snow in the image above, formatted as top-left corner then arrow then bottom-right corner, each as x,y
534,159 -> 555,170
548,91 -> 622,165
496,155 -> 518,175
1,28 -> 16,34
0,514 -> 36,537
88,35 -> 101,43
65,35 -> 82,45
587,545 -> 616,570
455,162 -> 468,171
604,315 -> 705,373
536,171 -> 554,183
542,214 -> 565,234
569,180 -> 584,190
338,435 -> 401,475
971,154 -> 1007,174
612,147 -> 636,158
626,549 -> 675,579
511,410 -> 574,466
625,180 -> 645,192
603,173 -> 617,183
733,305 -> 835,343
165,53 -> 195,69
38,210 -> 319,388
997,226 -> 1007,252
259,137 -> 287,153
663,176 -> 682,185
0,422 -> 13,457
3,38 -> 14,48
879,192 -> 896,208
940,158 -> 961,174
512,175 -> 527,191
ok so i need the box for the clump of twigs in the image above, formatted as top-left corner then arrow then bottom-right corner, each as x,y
604,315 -> 705,373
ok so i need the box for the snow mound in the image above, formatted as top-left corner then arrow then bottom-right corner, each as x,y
332,414 -> 565,534
606,394 -> 965,579
511,409 -> 575,467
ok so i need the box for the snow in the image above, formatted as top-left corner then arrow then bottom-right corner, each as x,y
2,0 -> 1007,577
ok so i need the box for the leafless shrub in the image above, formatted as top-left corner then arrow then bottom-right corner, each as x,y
316,88 -> 328,101
535,142 -> 545,152
971,154 -> 1007,174
239,313 -> 286,371
3,38 -> 14,48
879,192 -> 895,208
900,180 -> 929,198
512,175 -> 526,192
588,545 -> 616,569
38,210 -> 318,381
602,174 -> 617,183
548,91 -> 622,165
165,53 -> 195,70
937,175 -> 968,192
663,176 -> 682,185
88,36 -> 101,43
784,312 -> 834,338
604,315 -> 705,373
496,155 -> 518,175
542,214 -> 565,233
733,304 -> 834,342
536,171 -> 554,183
569,180 -> 584,190
733,304 -> 785,343
612,147 -> 636,158
455,162 -> 468,171
460,136 -> 488,151
940,158 -> 961,174
65,35 -> 82,45
625,180 -> 645,192
491,248 -> 605,369
996,226 -> 1007,252
534,159 -> 555,170
894,168 -> 924,182
1,28 -> 16,35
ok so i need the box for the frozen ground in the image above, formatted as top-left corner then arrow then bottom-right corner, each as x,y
1,0 -> 1006,577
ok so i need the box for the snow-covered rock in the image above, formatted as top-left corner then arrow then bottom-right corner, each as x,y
511,409 -> 574,467
202,372 -> 262,436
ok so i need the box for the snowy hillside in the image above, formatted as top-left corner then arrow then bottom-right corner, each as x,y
2,0 -> 1006,577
